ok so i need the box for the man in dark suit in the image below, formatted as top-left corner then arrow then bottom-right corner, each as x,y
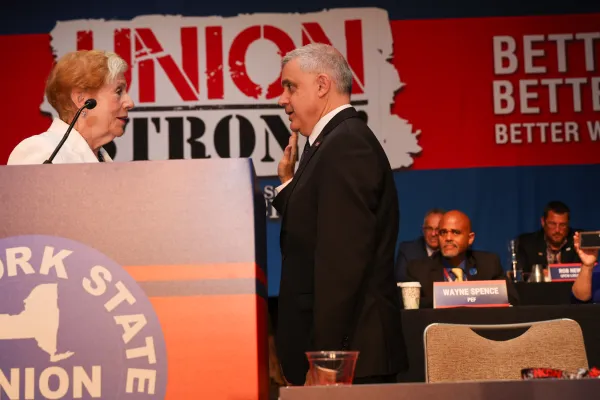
272,43 -> 406,386
395,208 -> 445,282
406,210 -> 519,308
516,201 -> 581,273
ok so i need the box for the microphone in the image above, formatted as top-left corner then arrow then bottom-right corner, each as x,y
43,99 -> 97,164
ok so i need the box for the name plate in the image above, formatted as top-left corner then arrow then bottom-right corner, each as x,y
548,263 -> 598,282
433,280 -> 510,309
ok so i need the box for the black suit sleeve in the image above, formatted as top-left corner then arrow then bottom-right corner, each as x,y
272,181 -> 292,215
312,129 -> 380,351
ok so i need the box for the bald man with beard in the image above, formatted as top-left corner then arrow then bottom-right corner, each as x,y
406,210 -> 519,308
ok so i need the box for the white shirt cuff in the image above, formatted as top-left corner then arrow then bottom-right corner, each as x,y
275,179 -> 292,195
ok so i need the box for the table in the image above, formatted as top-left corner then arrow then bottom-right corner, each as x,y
514,281 -> 574,305
397,304 -> 600,382
269,282 -> 576,335
280,379 -> 600,400
396,282 -> 575,309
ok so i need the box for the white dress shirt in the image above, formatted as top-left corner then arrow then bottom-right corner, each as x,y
7,118 -> 113,165
276,104 -> 352,194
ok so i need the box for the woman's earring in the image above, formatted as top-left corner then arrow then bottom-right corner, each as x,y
82,110 -> 87,118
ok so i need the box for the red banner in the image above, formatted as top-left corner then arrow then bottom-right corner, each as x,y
391,13 -> 600,170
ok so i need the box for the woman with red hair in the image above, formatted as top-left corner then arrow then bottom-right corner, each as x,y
8,50 -> 134,164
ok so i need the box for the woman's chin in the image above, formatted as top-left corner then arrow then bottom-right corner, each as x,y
111,129 -> 125,138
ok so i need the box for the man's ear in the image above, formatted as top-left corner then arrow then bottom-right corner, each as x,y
316,74 -> 332,98
468,232 -> 475,247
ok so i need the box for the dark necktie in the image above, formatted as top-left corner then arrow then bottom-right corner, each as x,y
298,140 -> 311,169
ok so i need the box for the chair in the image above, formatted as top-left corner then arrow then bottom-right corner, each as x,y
423,319 -> 588,383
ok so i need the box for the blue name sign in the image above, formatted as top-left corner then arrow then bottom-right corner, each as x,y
548,263 -> 598,281
433,280 -> 510,309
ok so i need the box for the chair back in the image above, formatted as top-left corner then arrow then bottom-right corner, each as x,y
424,319 -> 588,382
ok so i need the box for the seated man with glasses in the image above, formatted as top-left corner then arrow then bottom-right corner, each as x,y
406,210 -> 519,308
394,208 -> 445,282
515,201 -> 581,274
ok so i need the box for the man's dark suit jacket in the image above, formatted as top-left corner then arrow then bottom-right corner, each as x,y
395,236 -> 428,282
516,229 -> 581,273
272,107 -> 407,384
406,250 -> 520,308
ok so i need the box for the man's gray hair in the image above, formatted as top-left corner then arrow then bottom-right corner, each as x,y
281,43 -> 353,95
423,208 -> 446,225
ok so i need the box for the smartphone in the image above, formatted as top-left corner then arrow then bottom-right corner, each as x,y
580,231 -> 600,249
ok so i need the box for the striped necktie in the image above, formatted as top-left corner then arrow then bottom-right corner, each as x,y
451,268 -> 464,282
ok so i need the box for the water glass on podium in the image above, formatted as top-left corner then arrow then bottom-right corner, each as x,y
305,351 -> 359,386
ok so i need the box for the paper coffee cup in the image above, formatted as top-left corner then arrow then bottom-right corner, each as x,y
398,282 -> 421,309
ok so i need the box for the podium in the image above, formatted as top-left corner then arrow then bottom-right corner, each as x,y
0,159 -> 268,399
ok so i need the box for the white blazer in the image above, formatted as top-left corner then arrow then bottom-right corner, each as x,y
7,118 -> 113,165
